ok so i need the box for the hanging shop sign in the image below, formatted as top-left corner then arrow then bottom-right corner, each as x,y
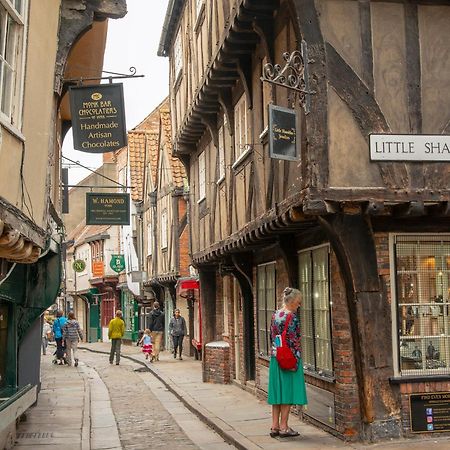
410,392 -> 450,433
92,261 -> 104,278
268,104 -> 298,161
110,254 -> 125,273
370,134 -> 450,161
86,193 -> 130,226
69,84 -> 127,153
73,259 -> 86,273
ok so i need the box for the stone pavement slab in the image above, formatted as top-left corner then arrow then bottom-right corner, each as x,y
79,342 -> 450,450
13,353 -> 121,450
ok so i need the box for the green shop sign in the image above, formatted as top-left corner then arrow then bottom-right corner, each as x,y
73,259 -> 86,273
110,254 -> 125,273
86,192 -> 130,225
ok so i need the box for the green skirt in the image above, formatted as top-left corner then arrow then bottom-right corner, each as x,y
267,356 -> 308,405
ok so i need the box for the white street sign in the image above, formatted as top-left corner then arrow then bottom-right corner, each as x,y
370,134 -> 450,161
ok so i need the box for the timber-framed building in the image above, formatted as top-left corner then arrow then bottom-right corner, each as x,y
159,0 -> 450,441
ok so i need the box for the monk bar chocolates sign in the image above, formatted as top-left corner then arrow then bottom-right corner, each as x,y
86,193 -> 130,226
410,392 -> 450,433
370,134 -> 450,161
69,84 -> 127,153
269,104 -> 298,161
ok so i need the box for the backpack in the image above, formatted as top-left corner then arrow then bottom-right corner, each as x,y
275,313 -> 297,371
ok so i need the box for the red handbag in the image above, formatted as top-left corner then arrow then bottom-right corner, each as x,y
275,313 -> 297,371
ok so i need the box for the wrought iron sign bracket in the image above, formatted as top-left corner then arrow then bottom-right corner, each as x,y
63,67 -> 144,85
261,41 -> 315,114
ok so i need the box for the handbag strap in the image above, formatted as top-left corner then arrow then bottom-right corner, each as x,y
281,313 -> 292,337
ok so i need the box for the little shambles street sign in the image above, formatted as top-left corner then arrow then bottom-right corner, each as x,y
269,104 -> 298,161
370,134 -> 450,161
69,84 -> 127,153
86,193 -> 130,226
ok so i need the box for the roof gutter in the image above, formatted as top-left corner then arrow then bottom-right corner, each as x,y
157,0 -> 184,57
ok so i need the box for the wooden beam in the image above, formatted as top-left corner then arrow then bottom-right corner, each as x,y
393,201 -> 425,217
358,0 -> 374,93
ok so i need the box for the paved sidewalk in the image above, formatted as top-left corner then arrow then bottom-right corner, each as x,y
13,353 -> 121,450
79,342 -> 450,450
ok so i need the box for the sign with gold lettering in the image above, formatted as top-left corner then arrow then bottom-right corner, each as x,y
69,84 -> 127,153
269,104 -> 298,161
86,193 -> 130,225
92,261 -> 104,278
410,392 -> 450,433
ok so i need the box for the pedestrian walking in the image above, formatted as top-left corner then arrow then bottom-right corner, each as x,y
108,310 -> 125,365
268,287 -> 307,438
42,318 -> 52,355
138,329 -> 153,360
62,312 -> 83,367
149,301 -> 164,362
169,308 -> 187,360
52,310 -> 68,365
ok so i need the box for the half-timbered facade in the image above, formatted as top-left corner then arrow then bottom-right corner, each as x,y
127,101 -> 195,353
160,0 -> 450,442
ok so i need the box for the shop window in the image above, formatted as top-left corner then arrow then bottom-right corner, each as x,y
257,262 -> 276,358
299,245 -> 333,377
0,0 -> 26,125
0,302 -> 8,388
393,235 -> 450,376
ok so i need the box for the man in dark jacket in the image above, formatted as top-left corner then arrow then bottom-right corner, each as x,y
149,301 -> 164,361
169,309 -> 187,360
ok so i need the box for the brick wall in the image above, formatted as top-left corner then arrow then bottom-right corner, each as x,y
204,342 -> 231,384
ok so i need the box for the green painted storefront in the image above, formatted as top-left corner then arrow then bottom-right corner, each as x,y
0,246 -> 61,408
121,288 -> 138,342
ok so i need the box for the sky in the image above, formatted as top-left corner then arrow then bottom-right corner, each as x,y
63,0 -> 170,185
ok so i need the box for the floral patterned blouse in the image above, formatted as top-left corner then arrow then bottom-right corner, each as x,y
270,309 -> 302,359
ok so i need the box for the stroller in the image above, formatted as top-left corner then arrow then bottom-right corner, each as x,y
52,340 -> 68,365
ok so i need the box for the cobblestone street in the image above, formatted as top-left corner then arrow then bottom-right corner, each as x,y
86,352 -> 200,450
13,349 -> 233,450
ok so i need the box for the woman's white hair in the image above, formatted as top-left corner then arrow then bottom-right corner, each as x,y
282,287 -> 302,305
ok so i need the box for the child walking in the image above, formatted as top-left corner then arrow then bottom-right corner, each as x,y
139,329 -> 153,360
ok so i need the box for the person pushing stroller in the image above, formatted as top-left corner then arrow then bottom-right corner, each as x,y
52,310 -> 68,365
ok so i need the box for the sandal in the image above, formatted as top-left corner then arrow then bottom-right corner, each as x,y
269,428 -> 279,438
279,427 -> 300,438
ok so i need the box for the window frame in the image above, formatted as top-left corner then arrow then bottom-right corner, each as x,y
197,150 -> 206,203
147,222 -> 152,256
217,122 -> 225,183
173,27 -> 182,83
298,244 -> 334,378
233,94 -> 250,163
0,0 -> 27,130
390,233 -> 450,377
160,209 -> 168,250
256,262 -> 277,359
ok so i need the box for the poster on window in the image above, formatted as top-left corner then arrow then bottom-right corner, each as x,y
69,84 -> 127,153
268,104 -> 298,161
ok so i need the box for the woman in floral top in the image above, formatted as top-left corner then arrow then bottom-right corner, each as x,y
267,287 -> 307,438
